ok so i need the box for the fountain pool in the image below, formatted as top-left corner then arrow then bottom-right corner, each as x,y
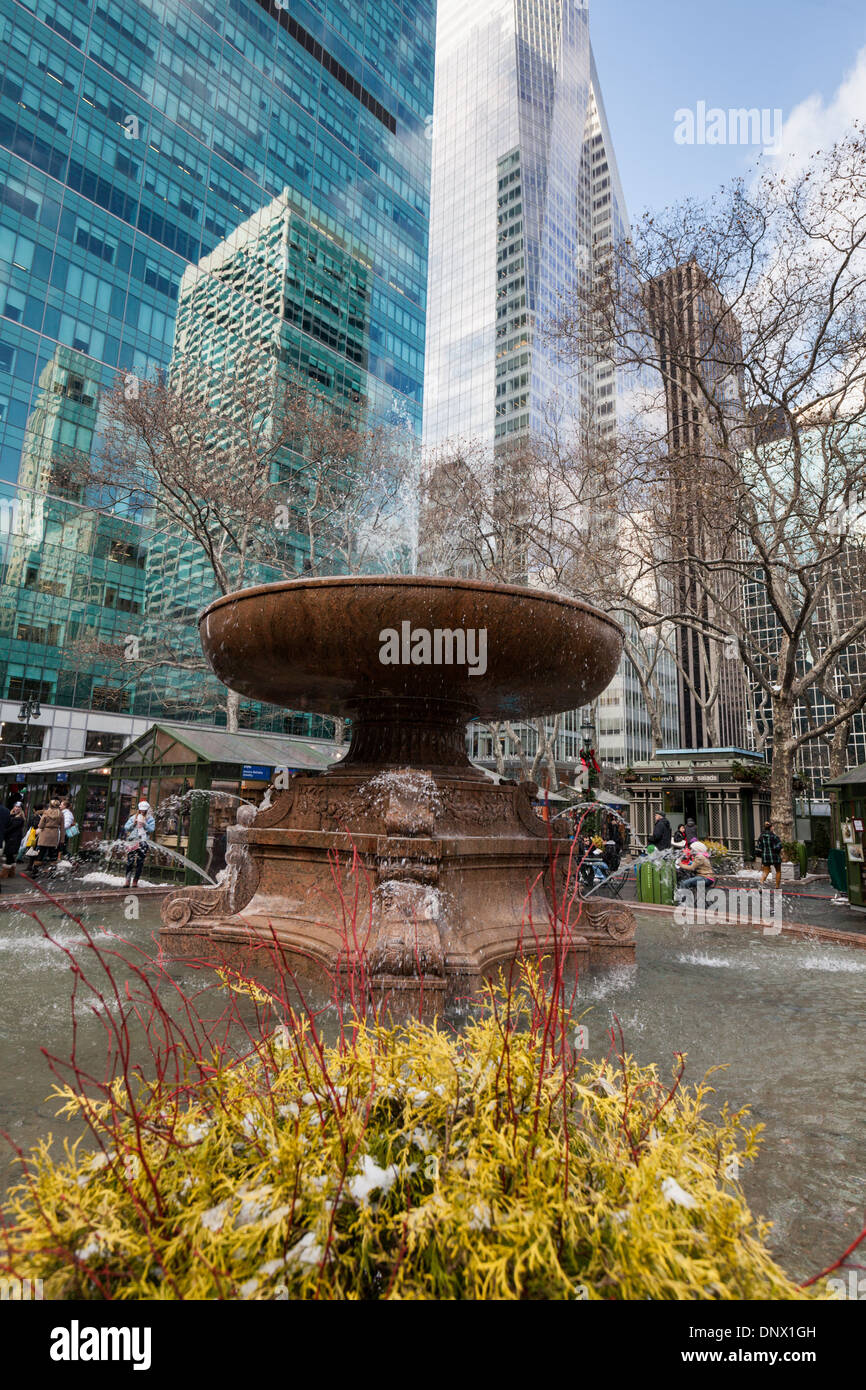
0,897 -> 864,1282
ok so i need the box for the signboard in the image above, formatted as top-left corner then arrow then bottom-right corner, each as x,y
634,772 -> 724,786
241,765 -> 273,782
55,772 -> 69,783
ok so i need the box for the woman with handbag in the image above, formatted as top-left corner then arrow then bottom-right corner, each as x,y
29,800 -> 64,877
59,798 -> 79,859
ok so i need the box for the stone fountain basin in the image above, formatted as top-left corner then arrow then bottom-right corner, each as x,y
199,576 -> 623,720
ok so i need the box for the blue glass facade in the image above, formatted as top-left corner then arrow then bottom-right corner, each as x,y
0,0 -> 434,758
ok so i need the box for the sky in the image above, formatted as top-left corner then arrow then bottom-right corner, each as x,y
590,0 -> 866,220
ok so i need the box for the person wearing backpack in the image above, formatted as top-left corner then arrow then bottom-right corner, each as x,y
756,821 -> 784,889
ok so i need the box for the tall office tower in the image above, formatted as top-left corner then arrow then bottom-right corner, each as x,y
425,0 -> 591,451
575,49 -> 678,767
645,260 -> 752,752
143,188 -> 382,727
424,0 -> 677,773
0,0 -> 434,760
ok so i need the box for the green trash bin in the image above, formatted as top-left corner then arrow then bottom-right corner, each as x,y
658,859 -> 676,905
828,848 -> 848,895
637,854 -> 676,906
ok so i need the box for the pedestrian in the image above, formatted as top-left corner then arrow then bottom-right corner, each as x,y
2,801 -> 25,876
123,800 -> 155,887
30,799 -> 64,876
672,823 -> 688,851
20,808 -> 39,863
602,838 -> 620,872
756,820 -> 784,890
650,811 -> 672,852
684,817 -> 698,845
59,798 -> 79,859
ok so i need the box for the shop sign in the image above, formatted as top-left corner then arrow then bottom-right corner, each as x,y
241,765 -> 273,782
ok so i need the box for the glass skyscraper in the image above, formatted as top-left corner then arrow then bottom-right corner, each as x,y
424,0 -> 591,450
424,0 -> 677,769
0,0 -> 435,761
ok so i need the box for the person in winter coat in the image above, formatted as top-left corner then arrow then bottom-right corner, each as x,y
650,813 -> 672,852
59,799 -> 77,858
2,801 -> 25,874
30,799 -> 64,875
602,839 -> 621,872
123,801 -> 155,887
756,821 -> 784,889
678,841 -> 715,892
684,818 -> 699,845
672,824 -> 688,852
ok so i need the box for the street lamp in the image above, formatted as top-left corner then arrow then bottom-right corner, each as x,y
17,696 -> 42,762
579,716 -> 597,802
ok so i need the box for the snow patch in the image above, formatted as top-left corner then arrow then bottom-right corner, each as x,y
347,1154 -> 399,1206
660,1176 -> 698,1209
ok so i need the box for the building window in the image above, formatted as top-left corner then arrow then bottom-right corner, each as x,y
0,721 -> 46,759
7,677 -> 53,703
85,731 -> 126,754
91,686 -> 130,712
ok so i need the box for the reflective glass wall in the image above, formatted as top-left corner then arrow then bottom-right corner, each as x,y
0,0 -> 435,757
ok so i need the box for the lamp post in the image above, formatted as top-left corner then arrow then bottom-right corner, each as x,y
17,696 -> 42,763
580,716 -> 597,791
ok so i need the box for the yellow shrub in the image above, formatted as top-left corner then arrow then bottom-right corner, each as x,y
0,964 -> 827,1301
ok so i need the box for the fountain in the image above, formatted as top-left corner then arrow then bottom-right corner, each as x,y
160,576 -> 637,997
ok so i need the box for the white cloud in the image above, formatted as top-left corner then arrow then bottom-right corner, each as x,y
766,43 -> 866,171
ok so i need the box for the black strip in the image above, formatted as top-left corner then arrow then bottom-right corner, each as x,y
256,0 -> 397,134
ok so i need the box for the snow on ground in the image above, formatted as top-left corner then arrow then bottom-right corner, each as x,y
78,872 -> 158,888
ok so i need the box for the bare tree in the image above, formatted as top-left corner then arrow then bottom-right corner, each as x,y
549,125 -> 866,837
74,357 -> 412,729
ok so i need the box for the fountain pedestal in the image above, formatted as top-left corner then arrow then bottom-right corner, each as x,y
160,577 -> 636,989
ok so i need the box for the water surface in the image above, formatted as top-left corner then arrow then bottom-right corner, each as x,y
0,899 -> 863,1283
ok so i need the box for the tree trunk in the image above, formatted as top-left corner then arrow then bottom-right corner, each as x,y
829,718 -> 852,779
225,687 -> 240,733
491,724 -> 507,778
769,699 -> 797,842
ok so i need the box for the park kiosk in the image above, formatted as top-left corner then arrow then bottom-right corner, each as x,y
103,722 -> 339,883
827,763 -> 866,912
625,748 -> 771,859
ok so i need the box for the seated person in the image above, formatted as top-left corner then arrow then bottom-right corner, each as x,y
678,840 -> 715,891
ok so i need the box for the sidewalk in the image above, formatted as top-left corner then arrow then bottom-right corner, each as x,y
612,862 -> 866,947
0,872 -> 172,914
